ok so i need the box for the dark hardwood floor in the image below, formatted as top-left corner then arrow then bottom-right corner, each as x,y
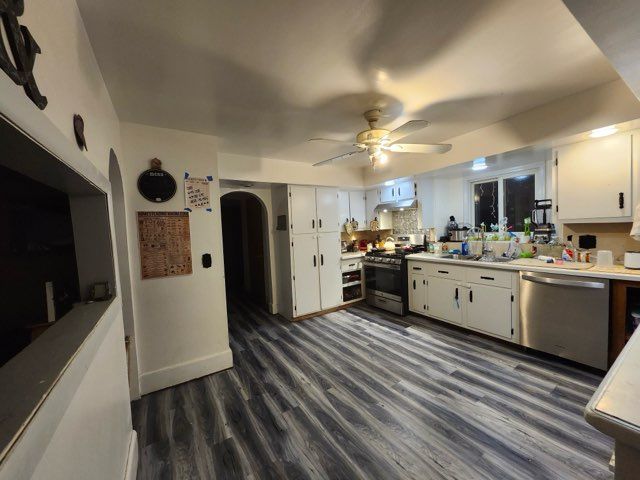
133,299 -> 613,479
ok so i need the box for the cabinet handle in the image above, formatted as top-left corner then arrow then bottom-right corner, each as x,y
398,187 -> 401,196
480,276 -> 494,281
412,266 -> 422,271
455,287 -> 459,300
321,254 -> 324,266
312,219 -> 315,229
392,188 -> 395,197
619,192 -> 625,209
438,270 -> 449,274
413,279 -> 416,290
313,255 -> 317,267
469,290 -> 473,302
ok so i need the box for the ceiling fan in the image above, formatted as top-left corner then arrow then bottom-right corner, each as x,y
310,109 -> 452,169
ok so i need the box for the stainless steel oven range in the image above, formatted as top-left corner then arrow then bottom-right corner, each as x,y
364,250 -> 408,315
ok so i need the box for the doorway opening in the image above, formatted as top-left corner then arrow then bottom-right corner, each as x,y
220,191 -> 270,311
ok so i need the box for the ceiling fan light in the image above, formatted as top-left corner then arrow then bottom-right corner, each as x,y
378,152 -> 388,164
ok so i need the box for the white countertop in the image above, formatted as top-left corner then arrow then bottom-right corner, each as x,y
585,327 -> 640,445
341,252 -> 365,260
406,253 -> 640,282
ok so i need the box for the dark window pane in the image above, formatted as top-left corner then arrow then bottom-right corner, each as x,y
473,180 -> 498,228
504,174 -> 535,231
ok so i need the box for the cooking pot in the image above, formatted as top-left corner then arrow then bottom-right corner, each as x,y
384,236 -> 396,251
449,229 -> 468,241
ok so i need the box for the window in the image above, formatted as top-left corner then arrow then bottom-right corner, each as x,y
470,168 -> 542,232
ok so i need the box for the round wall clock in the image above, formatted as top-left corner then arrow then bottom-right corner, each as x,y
137,159 -> 176,202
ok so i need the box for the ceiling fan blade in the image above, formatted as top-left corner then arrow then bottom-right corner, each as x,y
384,143 -> 452,154
383,120 -> 430,144
313,150 -> 365,167
308,138 -> 356,147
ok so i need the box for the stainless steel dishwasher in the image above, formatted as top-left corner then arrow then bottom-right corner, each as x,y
520,271 -> 609,370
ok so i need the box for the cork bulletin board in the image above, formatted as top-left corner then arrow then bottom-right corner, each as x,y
137,211 -> 193,279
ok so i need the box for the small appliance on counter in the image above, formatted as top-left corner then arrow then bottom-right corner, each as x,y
624,251 -> 640,269
531,199 -> 556,243
445,216 -> 470,241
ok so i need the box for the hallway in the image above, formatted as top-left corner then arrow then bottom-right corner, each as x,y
133,300 -> 612,480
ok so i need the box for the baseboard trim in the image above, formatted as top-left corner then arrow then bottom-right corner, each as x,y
124,430 -> 138,480
139,349 -> 233,394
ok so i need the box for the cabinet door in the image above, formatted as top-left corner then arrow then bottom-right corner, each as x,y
395,180 -> 415,200
409,273 -> 427,314
348,191 -> 367,230
318,233 -> 341,309
380,186 -> 395,203
466,284 -> 512,338
292,234 -> 321,316
557,132 -> 632,221
427,276 -> 462,325
316,187 -> 339,233
290,186 -> 317,234
365,189 -> 392,230
338,190 -> 350,229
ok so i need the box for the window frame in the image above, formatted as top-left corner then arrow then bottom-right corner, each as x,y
466,164 -> 546,233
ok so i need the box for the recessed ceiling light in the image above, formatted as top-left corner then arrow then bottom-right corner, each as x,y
383,209 -> 388,213
590,125 -> 618,138
384,180 -> 395,186
472,158 -> 487,171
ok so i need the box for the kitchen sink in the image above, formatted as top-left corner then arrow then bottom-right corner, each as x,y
454,254 -> 513,263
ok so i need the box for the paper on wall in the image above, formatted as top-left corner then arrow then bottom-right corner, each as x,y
184,176 -> 211,210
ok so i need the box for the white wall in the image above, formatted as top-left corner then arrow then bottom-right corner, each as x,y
218,152 -> 364,188
220,185 -> 279,314
120,122 -> 232,395
0,0 -> 133,478
366,79 -> 640,186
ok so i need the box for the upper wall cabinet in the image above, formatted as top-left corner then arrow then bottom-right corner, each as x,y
556,132 -> 633,222
365,189 -> 392,230
380,180 -> 416,203
290,185 -> 339,234
338,190 -> 367,230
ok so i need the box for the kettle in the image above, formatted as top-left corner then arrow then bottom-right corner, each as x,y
384,236 -> 396,251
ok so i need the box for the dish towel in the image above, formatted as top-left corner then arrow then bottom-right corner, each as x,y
631,204 -> 640,240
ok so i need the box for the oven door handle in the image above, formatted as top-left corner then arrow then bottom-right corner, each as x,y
364,263 -> 401,271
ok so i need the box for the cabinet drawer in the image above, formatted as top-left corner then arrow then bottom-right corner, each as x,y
425,264 -> 465,281
408,261 -> 426,274
466,268 -> 512,288
341,258 -> 362,272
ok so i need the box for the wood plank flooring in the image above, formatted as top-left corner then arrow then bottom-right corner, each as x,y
133,299 -> 613,479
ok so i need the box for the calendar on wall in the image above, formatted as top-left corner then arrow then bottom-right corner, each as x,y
137,211 -> 192,279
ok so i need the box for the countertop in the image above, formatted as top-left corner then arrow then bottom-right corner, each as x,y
406,253 -> 640,282
585,327 -> 640,445
341,251 -> 365,260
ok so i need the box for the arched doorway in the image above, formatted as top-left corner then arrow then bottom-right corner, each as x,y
108,149 -> 140,399
220,191 -> 270,310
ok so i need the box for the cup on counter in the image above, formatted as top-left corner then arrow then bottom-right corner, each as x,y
596,250 -> 614,266
433,242 -> 443,255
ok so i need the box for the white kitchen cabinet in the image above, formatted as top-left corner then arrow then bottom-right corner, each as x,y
466,283 -> 513,339
292,234 -> 321,315
316,187 -> 339,233
395,180 -> 415,201
556,132 -> 632,222
380,180 -> 415,203
290,185 -> 317,234
338,190 -> 350,228
409,271 -> 427,314
318,233 -> 342,309
427,276 -> 463,325
348,191 -> 366,230
365,189 -> 392,230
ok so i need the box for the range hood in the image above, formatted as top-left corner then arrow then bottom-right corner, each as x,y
375,199 -> 418,212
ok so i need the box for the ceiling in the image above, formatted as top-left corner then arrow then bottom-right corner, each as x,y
77,0 -> 619,167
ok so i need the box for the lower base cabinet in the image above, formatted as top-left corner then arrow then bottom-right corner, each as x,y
407,261 -> 517,342
409,272 -> 427,314
466,283 -> 513,339
427,276 -> 462,325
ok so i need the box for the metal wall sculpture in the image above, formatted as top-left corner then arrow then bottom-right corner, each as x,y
0,0 -> 47,109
